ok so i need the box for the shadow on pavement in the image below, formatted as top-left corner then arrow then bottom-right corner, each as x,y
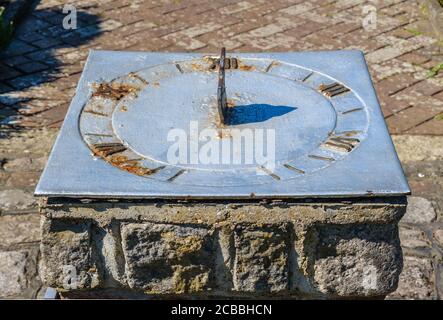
0,0 -> 103,138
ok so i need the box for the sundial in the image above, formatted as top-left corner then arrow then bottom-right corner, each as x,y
35,49 -> 409,199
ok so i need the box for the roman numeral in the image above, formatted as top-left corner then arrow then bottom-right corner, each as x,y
92,143 -> 126,157
319,82 -> 350,97
322,135 -> 360,153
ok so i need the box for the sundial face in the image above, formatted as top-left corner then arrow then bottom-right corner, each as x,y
79,56 -> 368,187
35,50 -> 410,198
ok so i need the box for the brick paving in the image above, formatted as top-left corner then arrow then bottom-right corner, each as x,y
0,0 -> 442,299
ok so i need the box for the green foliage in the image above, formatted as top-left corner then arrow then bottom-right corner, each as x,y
0,6 -> 13,50
405,28 -> 423,36
439,0 -> 443,8
426,62 -> 443,78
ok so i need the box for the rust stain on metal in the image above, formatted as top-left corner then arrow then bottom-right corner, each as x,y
104,154 -> 165,177
237,61 -> 255,71
91,82 -> 140,100
216,129 -> 232,139
119,163 -> 166,176
128,72 -> 149,85
190,63 -> 207,72
91,143 -> 127,157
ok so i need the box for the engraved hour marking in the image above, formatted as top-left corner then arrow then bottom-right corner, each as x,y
341,107 -> 363,115
265,61 -> 277,72
175,63 -> 184,74
258,166 -> 281,180
319,82 -> 350,97
231,57 -> 238,69
83,110 -> 109,117
84,133 -> 113,137
146,165 -> 166,175
283,164 -> 305,174
302,72 -> 314,82
92,143 -> 126,157
334,130 -> 361,136
308,154 -> 335,162
167,169 -> 186,182
322,135 -> 360,153
128,72 -> 148,85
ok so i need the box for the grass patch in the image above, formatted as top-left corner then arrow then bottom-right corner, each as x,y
405,28 -> 422,36
0,6 -> 13,50
426,62 -> 443,78
435,114 -> 443,121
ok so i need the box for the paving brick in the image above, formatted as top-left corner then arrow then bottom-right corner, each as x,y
407,115 -> 443,135
402,80 -> 443,97
386,105 -> 443,133
0,64 -> 22,81
379,95 -> 411,117
15,62 -> 49,74
2,56 -> 32,68
1,1 -> 443,298
398,52 -> 432,65
375,73 -> 420,96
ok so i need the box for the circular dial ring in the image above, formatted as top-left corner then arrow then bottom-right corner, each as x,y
79,56 -> 368,187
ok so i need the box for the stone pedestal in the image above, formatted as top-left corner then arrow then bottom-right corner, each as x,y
39,196 -> 406,299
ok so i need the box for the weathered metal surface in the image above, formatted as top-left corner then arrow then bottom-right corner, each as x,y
35,50 -> 410,199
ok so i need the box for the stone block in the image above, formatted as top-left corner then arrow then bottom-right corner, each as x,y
233,224 -> 290,293
39,197 -> 407,298
387,256 -> 435,300
40,218 -> 101,290
0,251 -> 28,298
307,223 -> 403,297
121,223 -> 214,294
401,196 -> 436,224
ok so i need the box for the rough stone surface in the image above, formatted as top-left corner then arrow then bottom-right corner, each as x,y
434,229 -> 443,248
233,224 -> 290,293
310,224 -> 402,297
1,0 -> 442,299
121,223 -> 214,294
0,251 -> 28,298
0,214 -> 40,247
40,218 -> 100,290
399,226 -> 431,249
393,136 -> 443,162
401,197 -> 436,224
39,198 -> 406,298
0,189 -> 37,213
387,256 -> 435,300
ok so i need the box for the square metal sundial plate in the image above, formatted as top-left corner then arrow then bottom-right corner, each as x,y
35,50 -> 410,199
